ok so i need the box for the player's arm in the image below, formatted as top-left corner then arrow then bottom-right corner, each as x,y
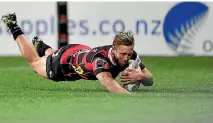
93,58 -> 130,94
139,66 -> 153,86
133,55 -> 153,86
96,72 -> 130,94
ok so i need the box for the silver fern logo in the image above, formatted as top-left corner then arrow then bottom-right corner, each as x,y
163,2 -> 209,55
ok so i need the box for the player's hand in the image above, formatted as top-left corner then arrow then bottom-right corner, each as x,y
120,68 -> 143,84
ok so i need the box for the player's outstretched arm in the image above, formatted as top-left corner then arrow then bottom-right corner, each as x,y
96,72 -> 130,94
140,67 -> 153,86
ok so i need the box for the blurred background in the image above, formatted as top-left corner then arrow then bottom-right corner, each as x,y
0,1 -> 212,56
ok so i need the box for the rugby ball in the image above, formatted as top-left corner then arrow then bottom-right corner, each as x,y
122,60 -> 141,92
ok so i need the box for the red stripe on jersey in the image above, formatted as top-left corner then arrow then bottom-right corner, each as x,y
82,51 -> 89,64
84,62 -> 94,72
60,44 -> 90,64
101,50 -> 108,58
79,75 -> 88,79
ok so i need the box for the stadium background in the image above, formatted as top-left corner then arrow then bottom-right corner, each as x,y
0,1 -> 213,123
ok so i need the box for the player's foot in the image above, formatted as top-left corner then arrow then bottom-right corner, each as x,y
32,36 -> 44,50
1,13 -> 18,30
32,36 -> 51,57
1,12 -> 24,40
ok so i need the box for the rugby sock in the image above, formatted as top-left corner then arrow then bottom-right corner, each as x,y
10,26 -> 24,40
36,42 -> 51,57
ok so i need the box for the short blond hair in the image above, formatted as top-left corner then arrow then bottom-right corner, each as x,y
112,32 -> 135,49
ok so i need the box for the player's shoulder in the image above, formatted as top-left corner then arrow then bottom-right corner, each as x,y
92,45 -> 112,57
86,45 -> 112,62
93,44 -> 112,50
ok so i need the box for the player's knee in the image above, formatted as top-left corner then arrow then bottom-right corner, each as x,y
141,78 -> 153,86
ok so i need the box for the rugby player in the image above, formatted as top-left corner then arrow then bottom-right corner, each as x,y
1,13 -> 153,94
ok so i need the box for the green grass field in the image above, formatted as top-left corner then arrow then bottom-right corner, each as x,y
0,56 -> 213,123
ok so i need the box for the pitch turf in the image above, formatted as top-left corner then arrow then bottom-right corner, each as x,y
0,56 -> 213,123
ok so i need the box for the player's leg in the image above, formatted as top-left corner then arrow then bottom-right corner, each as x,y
1,13 -> 48,78
32,36 -> 56,57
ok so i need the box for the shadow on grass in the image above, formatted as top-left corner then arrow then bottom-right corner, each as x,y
30,86 -> 213,95
31,87 -> 108,93
137,87 -> 213,94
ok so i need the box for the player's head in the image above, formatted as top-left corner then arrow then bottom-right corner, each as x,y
112,31 -> 135,67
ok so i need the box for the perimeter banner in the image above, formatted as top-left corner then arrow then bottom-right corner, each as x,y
0,2 -> 212,56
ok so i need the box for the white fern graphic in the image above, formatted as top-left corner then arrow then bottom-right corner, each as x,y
168,10 -> 209,55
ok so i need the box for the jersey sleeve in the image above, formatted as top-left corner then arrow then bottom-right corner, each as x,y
130,50 -> 146,70
92,57 -> 111,76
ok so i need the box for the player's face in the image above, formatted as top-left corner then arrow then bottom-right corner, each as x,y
114,45 -> 133,67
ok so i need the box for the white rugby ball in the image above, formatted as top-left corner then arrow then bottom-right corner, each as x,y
123,82 -> 141,92
122,60 -> 141,92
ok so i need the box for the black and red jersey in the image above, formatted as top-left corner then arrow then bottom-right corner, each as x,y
47,44 -> 145,81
